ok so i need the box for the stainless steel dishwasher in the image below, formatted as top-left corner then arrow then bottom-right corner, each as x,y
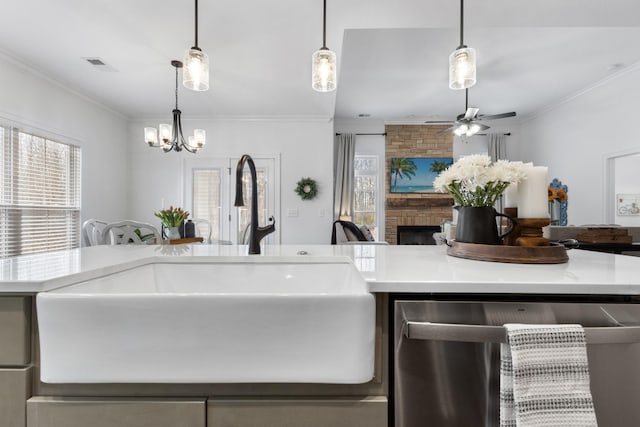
392,296 -> 640,427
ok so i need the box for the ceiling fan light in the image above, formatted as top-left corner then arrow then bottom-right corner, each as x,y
449,46 -> 476,90
183,47 -> 210,91
467,123 -> 482,136
454,124 -> 468,136
312,48 -> 337,92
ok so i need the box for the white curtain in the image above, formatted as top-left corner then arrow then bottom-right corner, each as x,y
488,133 -> 506,162
333,133 -> 356,221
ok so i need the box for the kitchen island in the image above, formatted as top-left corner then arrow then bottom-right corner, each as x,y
1,244 -> 640,427
2,243 -> 639,295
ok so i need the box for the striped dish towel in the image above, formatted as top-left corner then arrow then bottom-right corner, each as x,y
500,324 -> 598,427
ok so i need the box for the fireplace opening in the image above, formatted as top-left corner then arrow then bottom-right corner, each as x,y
397,225 -> 441,245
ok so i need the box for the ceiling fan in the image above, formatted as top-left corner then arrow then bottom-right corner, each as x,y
427,89 -> 516,137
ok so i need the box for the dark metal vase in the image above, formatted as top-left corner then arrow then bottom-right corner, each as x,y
455,206 -> 516,245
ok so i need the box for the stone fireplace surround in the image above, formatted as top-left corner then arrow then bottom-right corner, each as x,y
384,124 -> 453,245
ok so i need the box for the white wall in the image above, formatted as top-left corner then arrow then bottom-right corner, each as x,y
0,53 -> 130,225
128,118 -> 334,244
517,65 -> 640,225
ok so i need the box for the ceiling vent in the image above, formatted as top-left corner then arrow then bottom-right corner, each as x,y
82,57 -> 117,72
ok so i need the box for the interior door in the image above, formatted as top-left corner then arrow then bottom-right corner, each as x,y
184,156 -> 279,244
183,157 -> 230,242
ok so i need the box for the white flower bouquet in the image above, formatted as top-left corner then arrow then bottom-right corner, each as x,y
433,154 -> 527,207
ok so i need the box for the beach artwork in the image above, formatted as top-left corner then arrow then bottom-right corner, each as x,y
390,157 -> 453,193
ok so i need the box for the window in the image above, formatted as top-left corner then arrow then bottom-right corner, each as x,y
354,155 -> 379,239
0,126 -> 81,257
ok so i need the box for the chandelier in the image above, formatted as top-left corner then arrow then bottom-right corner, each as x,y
144,60 -> 206,153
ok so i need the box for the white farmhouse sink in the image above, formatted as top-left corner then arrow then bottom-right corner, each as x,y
36,259 -> 375,384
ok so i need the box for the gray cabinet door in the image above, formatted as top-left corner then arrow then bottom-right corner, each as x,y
0,297 -> 31,366
0,367 -> 31,427
207,397 -> 387,427
27,397 -> 206,427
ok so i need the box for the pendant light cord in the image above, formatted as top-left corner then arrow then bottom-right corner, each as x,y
194,0 -> 199,48
322,0 -> 327,48
459,0 -> 464,48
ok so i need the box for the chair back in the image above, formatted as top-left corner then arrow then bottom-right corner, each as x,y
331,220 -> 387,245
240,222 -> 251,245
331,220 -> 368,244
82,219 -> 108,246
101,221 -> 161,245
193,218 -> 213,243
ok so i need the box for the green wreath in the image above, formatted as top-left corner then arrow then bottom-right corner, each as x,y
295,177 -> 318,200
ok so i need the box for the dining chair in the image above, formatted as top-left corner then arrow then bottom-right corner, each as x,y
101,221 -> 161,245
240,222 -> 251,245
82,219 -> 108,246
193,218 -> 213,243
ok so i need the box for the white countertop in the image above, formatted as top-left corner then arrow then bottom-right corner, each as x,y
1,244 -> 640,295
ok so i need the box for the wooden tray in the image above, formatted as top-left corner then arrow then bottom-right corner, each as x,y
446,240 -> 569,264
167,237 -> 204,245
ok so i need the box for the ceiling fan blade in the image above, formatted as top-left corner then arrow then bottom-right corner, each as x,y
437,125 -> 455,135
464,108 -> 479,120
478,112 -> 516,120
424,120 -> 453,124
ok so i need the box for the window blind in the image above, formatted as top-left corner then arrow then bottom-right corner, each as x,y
192,169 -> 222,241
1,126 -> 81,258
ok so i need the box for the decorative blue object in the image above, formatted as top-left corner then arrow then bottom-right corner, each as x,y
549,178 -> 568,226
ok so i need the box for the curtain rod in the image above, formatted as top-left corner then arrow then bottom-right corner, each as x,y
335,131 -> 508,136
335,132 -> 387,136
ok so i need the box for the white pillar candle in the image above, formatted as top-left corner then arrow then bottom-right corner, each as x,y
503,183 -> 519,208
517,166 -> 549,218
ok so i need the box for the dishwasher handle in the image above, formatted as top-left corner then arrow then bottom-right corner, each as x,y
404,321 -> 640,345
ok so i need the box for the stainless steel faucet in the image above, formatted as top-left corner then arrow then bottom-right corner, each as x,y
234,154 -> 276,254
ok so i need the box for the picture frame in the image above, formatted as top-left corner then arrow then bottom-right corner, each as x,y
390,157 -> 453,193
616,194 -> 640,216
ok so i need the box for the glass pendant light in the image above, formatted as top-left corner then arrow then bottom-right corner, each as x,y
449,0 -> 476,90
183,0 -> 210,91
312,0 -> 337,92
